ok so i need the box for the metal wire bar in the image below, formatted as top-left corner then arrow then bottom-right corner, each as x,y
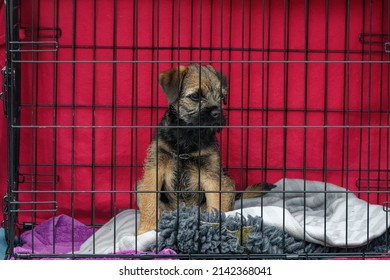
9,59 -> 390,64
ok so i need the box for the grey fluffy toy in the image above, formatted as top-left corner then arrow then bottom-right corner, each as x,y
153,205 -> 390,258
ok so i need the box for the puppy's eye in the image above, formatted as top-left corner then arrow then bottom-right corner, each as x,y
189,92 -> 201,101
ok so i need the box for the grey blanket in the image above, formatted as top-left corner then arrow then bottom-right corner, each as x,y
155,205 -> 390,257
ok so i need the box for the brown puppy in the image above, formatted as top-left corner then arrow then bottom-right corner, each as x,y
136,64 -> 273,234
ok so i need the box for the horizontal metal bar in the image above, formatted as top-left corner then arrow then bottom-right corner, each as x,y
9,60 -> 390,64
17,162 -> 390,174
12,251 -> 390,260
8,201 -> 58,213
17,103 -> 390,114
12,125 -> 390,129
9,201 -> 58,205
9,209 -> 58,213
9,41 -> 59,52
19,173 -> 60,184
9,189 -> 390,194
56,43 -> 384,54
359,33 -> 388,44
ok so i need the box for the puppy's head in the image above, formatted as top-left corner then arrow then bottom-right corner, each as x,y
158,64 -> 228,129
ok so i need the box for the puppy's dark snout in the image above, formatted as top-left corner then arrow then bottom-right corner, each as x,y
210,108 -> 222,118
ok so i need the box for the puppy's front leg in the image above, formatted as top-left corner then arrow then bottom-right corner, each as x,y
137,165 -> 164,235
202,175 -> 235,213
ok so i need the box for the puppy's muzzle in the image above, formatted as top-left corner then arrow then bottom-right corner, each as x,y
202,106 -> 226,128
210,107 -> 222,119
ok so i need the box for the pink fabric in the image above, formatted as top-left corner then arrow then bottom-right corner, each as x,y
0,0 -> 388,227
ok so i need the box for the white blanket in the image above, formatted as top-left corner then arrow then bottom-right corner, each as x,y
77,178 -> 390,254
231,178 -> 390,247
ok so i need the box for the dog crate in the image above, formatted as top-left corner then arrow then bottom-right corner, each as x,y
1,0 -> 390,259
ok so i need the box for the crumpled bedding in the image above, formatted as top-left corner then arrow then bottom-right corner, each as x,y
13,214 -> 175,259
78,178 -> 390,254
13,178 -> 390,258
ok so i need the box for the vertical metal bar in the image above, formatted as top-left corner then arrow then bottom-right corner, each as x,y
386,0 -> 390,251
149,0 -> 156,250
260,0 -> 268,228
342,0 -> 351,252
90,0 -> 97,255
190,0 -> 194,61
110,0 -> 118,254
238,0 -> 245,248
240,0 -> 245,203
322,0 -> 329,248
50,0 -> 59,255
170,0 -> 175,68
366,0 -> 373,248
132,0 -> 137,250
245,0 -> 252,196
70,0 -> 77,255
30,0 -> 39,254
282,0 -> 290,253
30,0 -> 37,254
302,0 -> 309,248
4,0 -> 21,258
225,0 -> 232,170
377,0 -> 385,205
154,0 -> 161,251
263,0 -> 271,200
176,0 -> 182,248
358,0 -> 366,200
219,0 -> 225,248
135,0 -> 140,251
209,0 -> 214,62
150,0 -> 156,143
197,0 -> 203,254
71,0 -> 77,254
132,0 -> 139,252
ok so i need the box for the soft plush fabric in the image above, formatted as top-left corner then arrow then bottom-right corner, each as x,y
14,215 -> 94,255
231,178 -> 390,247
13,214 -> 175,259
77,209 -> 156,254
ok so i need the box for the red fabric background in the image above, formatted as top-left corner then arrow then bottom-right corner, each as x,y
0,0 -> 389,226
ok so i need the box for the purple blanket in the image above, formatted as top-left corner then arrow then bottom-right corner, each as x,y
13,214 -> 176,259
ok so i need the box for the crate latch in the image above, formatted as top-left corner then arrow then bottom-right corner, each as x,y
1,66 -> 13,118
384,202 -> 390,212
385,42 -> 390,53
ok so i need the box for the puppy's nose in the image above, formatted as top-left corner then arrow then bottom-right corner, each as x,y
211,108 -> 222,118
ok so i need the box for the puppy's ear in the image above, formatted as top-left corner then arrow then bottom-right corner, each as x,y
206,65 -> 227,90
158,65 -> 188,104
207,65 -> 228,104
